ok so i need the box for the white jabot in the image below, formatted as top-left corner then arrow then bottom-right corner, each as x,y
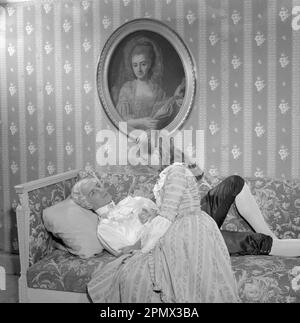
96,196 -> 159,255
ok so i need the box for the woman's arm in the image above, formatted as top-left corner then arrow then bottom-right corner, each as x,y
158,165 -> 187,221
141,165 -> 188,253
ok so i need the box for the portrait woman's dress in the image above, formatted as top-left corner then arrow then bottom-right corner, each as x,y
117,79 -> 166,120
87,164 -> 240,303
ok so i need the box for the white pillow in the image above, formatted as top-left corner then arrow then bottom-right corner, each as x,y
43,197 -> 104,258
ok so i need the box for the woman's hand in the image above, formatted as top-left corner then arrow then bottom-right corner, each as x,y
120,239 -> 142,254
127,117 -> 158,130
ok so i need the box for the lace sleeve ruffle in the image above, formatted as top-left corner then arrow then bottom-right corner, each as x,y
152,162 -> 184,208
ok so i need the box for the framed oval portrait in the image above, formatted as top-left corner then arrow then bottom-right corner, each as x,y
97,18 -> 196,136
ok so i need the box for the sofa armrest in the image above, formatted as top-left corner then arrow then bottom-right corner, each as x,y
15,170 -> 79,276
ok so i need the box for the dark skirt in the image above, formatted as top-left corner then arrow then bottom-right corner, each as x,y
200,175 -> 273,256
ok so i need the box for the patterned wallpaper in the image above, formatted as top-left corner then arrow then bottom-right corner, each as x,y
0,0 -> 300,253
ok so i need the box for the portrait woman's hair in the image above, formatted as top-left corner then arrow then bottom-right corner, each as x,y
111,36 -> 164,105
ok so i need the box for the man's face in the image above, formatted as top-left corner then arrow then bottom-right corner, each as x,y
81,179 -> 112,210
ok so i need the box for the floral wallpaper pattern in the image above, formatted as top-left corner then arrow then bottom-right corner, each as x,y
1,0 -> 300,253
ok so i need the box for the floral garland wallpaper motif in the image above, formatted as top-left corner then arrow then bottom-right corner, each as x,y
0,0 -> 300,253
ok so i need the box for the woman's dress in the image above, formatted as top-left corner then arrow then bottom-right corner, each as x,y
87,164 -> 240,303
116,80 -> 166,120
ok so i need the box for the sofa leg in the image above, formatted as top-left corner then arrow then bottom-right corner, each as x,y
18,275 -> 29,303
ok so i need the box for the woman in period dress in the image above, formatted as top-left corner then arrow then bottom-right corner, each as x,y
86,162 -> 240,303
115,37 -> 183,130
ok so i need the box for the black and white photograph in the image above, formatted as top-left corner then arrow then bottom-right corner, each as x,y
1,0 -> 300,308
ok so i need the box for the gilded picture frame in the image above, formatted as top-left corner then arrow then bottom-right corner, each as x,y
97,18 -> 196,136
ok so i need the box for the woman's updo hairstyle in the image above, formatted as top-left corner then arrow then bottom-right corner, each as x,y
131,42 -> 155,62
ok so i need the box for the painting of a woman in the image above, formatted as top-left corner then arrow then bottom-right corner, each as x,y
111,35 -> 185,130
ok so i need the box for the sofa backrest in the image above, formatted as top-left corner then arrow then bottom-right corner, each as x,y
97,172 -> 158,203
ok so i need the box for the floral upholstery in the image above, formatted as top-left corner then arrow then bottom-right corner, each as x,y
97,172 -> 158,203
28,177 -> 78,266
232,256 -> 300,303
27,249 -> 115,293
26,167 -> 300,301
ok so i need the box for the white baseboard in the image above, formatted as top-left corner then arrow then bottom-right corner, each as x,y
0,252 -> 20,275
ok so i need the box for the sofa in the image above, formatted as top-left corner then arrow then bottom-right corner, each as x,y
15,165 -> 300,303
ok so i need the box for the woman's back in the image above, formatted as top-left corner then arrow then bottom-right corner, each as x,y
88,163 -> 240,303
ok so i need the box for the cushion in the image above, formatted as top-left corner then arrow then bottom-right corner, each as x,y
43,197 -> 104,259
